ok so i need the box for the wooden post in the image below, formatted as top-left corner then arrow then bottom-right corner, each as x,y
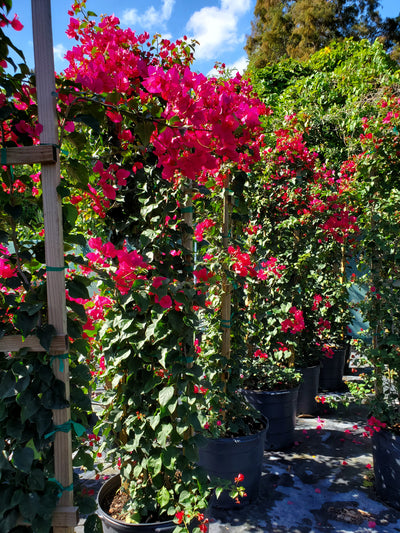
31,1 -> 77,531
221,181 -> 232,405
182,181 -> 194,369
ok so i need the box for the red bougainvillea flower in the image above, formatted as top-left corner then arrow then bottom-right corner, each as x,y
159,295 -> 172,309
364,416 -> 387,437
281,306 -> 305,334
194,219 -> 216,242
234,473 -> 244,483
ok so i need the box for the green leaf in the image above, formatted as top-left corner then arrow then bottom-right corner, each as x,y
66,279 -> 90,299
149,413 -> 160,430
0,372 -> 17,398
63,204 -> 79,231
156,486 -> 170,508
19,492 -> 40,521
134,291 -> 149,312
37,324 -> 57,352
19,393 -> 41,422
149,456 -> 163,476
182,443 -> 197,462
66,299 -> 87,321
158,386 -> 174,406
14,311 -> 38,337
28,469 -> 46,490
215,487 -> 224,499
84,514 -> 103,533
156,423 -> 173,447
161,448 -> 176,469
13,447 -> 34,473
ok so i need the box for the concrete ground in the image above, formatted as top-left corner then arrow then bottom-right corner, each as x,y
209,404 -> 400,533
76,394 -> 400,532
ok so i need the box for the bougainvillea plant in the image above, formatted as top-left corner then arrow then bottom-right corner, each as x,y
344,93 -> 400,432
50,0 -> 269,527
241,117 -> 357,378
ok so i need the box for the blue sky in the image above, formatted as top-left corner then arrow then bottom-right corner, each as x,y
6,0 -> 400,76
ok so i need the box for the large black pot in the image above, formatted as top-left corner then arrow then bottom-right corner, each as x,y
97,475 -> 176,533
242,388 -> 298,450
198,420 -> 267,509
297,365 -> 320,416
319,347 -> 346,391
372,429 -> 400,510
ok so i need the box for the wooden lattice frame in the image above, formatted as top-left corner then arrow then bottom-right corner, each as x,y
0,1 -> 78,531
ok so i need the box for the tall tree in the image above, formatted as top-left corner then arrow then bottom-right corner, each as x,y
245,0 -> 400,67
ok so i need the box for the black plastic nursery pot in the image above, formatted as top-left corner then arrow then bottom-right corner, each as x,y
241,388 -> 298,450
97,475 -> 176,533
319,347 -> 346,391
372,429 -> 400,510
198,420 -> 268,509
297,365 -> 320,416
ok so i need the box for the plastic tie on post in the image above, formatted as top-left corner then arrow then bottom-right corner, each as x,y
221,319 -> 231,329
46,265 -> 66,272
181,206 -> 193,214
49,477 -> 74,499
45,420 -> 86,440
50,353 -> 68,372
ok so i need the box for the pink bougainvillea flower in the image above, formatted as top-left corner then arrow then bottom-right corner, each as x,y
10,14 -> 23,31
152,276 -> 167,289
64,121 -> 75,132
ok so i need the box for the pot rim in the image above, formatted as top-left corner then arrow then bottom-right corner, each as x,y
97,474 -> 175,528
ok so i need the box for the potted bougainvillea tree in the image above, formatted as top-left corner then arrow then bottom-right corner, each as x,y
241,119 -> 357,427
58,2 -> 269,528
344,92 -> 400,509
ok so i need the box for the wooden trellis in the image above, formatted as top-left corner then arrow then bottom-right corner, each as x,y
0,1 -> 77,531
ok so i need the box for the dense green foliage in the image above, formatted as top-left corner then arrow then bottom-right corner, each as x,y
246,0 -> 400,67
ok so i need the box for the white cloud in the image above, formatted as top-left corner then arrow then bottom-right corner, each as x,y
186,0 -> 252,61
122,0 -> 175,29
53,43 -> 66,62
228,55 -> 249,74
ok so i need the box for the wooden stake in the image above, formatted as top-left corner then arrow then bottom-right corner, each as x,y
182,182 -> 194,369
221,182 -> 232,404
31,1 -> 75,531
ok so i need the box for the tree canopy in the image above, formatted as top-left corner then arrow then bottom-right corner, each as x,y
246,0 -> 400,67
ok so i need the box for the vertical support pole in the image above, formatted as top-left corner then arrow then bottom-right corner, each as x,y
182,181 -> 194,369
221,181 -> 232,405
31,1 -> 75,531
